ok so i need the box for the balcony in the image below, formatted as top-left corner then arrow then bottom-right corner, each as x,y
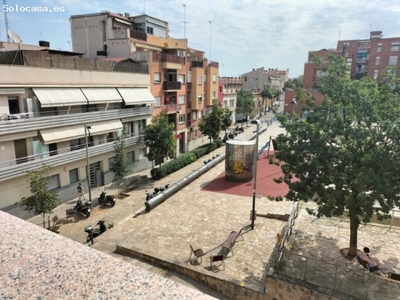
0,107 -> 153,137
163,81 -> 181,91
0,134 -> 144,181
191,61 -> 203,68
187,82 -> 192,91
130,30 -> 147,41
356,58 -> 367,64
164,103 -> 182,113
153,52 -> 185,69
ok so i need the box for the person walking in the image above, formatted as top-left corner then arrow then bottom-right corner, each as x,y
77,182 -> 85,200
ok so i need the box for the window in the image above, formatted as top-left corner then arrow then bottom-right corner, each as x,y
47,174 -> 59,190
192,111 -> 197,120
178,115 -> 185,123
197,94 -> 202,102
69,168 -> 78,184
212,74 -> 217,82
178,95 -> 185,104
219,86 -> 223,92
391,43 -> 399,52
244,76 -> 247,82
389,56 -> 398,66
154,72 -> 161,84
377,45 -> 382,52
138,119 -> 146,133
212,91 -> 216,98
373,70 -> 379,80
230,99 -> 234,107
375,57 -> 380,66
154,96 -> 161,107
108,157 -> 115,168
147,26 -> 154,34
139,148 -> 146,159
187,71 -> 192,83
178,74 -> 185,83
198,76 -> 203,84
127,151 -> 134,163
224,100 -> 228,108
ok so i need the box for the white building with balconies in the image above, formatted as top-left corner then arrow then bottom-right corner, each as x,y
0,49 -> 154,212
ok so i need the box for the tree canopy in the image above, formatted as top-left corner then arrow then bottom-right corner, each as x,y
221,107 -> 233,133
144,112 -> 176,167
199,99 -> 224,143
20,164 -> 60,228
283,75 -> 303,90
110,134 -> 131,194
237,89 -> 254,116
273,54 -> 400,256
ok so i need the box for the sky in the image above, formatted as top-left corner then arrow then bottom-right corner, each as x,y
2,0 -> 400,78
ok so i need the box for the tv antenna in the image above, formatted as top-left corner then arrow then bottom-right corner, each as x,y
8,29 -> 22,65
182,4 -> 189,39
139,0 -> 153,14
3,0 -> 11,42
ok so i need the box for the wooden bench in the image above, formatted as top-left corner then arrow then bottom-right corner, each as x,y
210,254 -> 225,272
123,175 -> 147,192
389,272 -> 400,281
189,245 -> 206,265
65,209 -> 75,222
221,229 -> 243,257
51,215 -> 63,229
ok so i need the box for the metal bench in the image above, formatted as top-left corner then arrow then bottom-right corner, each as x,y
221,229 -> 243,257
209,254 -> 225,272
189,244 -> 206,265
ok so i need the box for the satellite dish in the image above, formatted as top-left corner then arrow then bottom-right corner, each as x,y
7,30 -> 22,44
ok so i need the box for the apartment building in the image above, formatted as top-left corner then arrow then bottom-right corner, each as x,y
241,67 -> 287,92
219,77 -> 242,124
0,48 -> 154,211
70,11 -> 219,154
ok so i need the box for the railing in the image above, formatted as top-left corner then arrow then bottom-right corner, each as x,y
208,61 -> 219,68
191,61 -> 203,68
130,29 -> 147,41
163,81 -> 181,90
186,82 -> 192,91
163,103 -> 181,113
152,52 -> 185,65
277,250 -> 400,299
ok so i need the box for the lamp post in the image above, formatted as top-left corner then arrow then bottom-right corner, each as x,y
250,119 -> 260,230
291,98 -> 297,115
84,125 -> 92,203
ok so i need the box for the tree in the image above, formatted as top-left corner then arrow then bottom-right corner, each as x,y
272,87 -> 283,105
283,75 -> 303,90
260,85 -> 273,114
110,134 -> 131,195
236,89 -> 254,124
144,112 -> 176,168
221,107 -> 232,133
272,54 -> 400,257
199,99 -> 224,143
20,164 -> 60,228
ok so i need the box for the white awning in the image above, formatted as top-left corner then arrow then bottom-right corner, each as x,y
33,88 -> 88,107
117,87 -> 155,105
0,88 -> 25,95
80,88 -> 122,104
40,120 -> 123,144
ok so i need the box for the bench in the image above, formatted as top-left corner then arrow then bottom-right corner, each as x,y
65,209 -> 75,222
389,272 -> 400,281
221,229 -> 243,257
124,176 -> 147,192
189,245 -> 206,265
210,254 -> 225,272
50,215 -> 63,230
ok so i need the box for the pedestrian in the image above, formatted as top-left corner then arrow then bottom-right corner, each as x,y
77,182 -> 85,199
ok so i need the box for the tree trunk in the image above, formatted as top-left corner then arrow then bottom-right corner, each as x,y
42,212 -> 46,228
348,208 -> 359,257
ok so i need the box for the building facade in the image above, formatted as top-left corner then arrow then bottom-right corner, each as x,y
0,49 -> 153,211
219,77 -> 242,124
70,11 -> 219,154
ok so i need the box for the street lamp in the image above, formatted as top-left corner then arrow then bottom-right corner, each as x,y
291,98 -> 297,115
84,125 -> 92,203
250,119 -> 260,230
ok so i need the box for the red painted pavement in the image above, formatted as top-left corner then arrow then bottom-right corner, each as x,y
202,151 -> 289,198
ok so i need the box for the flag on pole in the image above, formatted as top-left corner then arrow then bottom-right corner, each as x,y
258,141 -> 270,158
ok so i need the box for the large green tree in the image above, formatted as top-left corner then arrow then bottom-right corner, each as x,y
283,75 -> 303,90
20,164 -> 60,228
260,85 -> 273,114
273,54 -> 400,257
110,134 -> 131,194
221,107 -> 232,133
199,99 -> 224,143
144,112 -> 176,168
236,89 -> 254,123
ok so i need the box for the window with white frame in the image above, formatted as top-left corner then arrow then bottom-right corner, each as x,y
178,95 -> 185,104
375,57 -> 380,66
187,71 -> 192,83
138,119 -> 146,133
389,56 -> 398,66
192,111 -> 197,120
212,91 -> 216,98
197,94 -> 202,102
178,74 -> 185,83
377,45 -> 382,52
154,72 -> 161,84
212,74 -> 217,82
230,99 -> 234,107
224,100 -> 228,108
198,75 -> 203,84
178,115 -> 185,123
391,43 -> 399,52
373,70 -> 379,80
154,96 -> 161,107
198,111 -> 201,119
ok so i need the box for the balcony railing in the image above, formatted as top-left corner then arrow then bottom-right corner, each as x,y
153,52 -> 185,65
0,133 -> 144,181
130,30 -> 147,41
191,61 -> 203,68
0,107 -> 153,137
164,103 -> 181,113
163,81 -> 181,91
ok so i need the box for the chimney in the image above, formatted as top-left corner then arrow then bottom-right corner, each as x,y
124,12 -> 130,18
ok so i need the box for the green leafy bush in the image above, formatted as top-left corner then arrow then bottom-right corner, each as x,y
151,141 -> 223,179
